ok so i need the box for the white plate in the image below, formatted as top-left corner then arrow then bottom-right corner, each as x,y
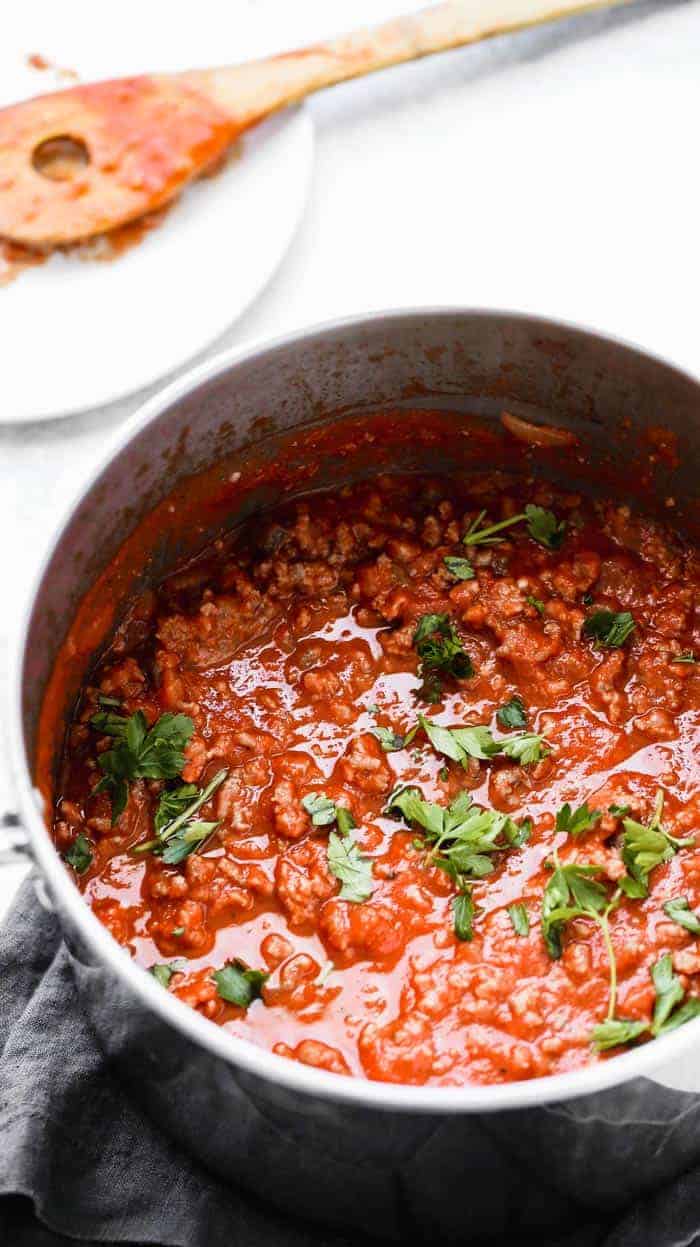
0,6 -> 314,422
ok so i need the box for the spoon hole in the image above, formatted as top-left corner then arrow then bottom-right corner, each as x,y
32,135 -> 90,182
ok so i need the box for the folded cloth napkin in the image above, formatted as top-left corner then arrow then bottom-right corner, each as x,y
2,879 -> 700,1247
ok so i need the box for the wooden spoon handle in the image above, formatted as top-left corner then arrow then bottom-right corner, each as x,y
186,0 -> 629,126
0,0 -> 629,247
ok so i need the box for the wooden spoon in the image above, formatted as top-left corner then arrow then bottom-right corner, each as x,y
0,0 -> 627,248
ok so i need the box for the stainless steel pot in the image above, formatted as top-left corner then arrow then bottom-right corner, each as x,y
9,309 -> 700,1242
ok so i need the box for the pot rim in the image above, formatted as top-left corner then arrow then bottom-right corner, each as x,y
11,304 -> 700,1114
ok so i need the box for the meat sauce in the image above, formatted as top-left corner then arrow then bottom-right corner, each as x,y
52,471 -> 700,1086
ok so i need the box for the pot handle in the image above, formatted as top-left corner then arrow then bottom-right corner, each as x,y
0,811 -> 32,865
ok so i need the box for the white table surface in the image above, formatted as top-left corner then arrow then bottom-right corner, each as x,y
1,0 -> 698,922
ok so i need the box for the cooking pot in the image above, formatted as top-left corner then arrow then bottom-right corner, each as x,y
8,309 -> 700,1242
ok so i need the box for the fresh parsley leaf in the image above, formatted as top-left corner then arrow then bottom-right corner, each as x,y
371,724 -> 417,753
149,962 -> 179,988
655,997 -> 700,1034
160,821 -> 219,866
497,696 -> 527,730
388,785 -> 526,879
97,694 -> 121,708
505,816 -> 532,848
413,614 -> 474,686
508,903 -> 530,936
443,555 -> 475,581
327,831 -> 373,902
419,715 -> 500,766
388,785 -> 528,942
302,793 -> 338,826
669,651 -> 697,664
500,732 -> 549,766
663,897 -> 700,936
524,504 -> 566,550
302,793 -> 356,835
419,715 -> 547,768
453,889 -> 474,941
647,951 -> 700,1037
651,954 -> 685,1032
154,784 -> 199,835
556,801 -> 601,838
92,710 -> 194,821
336,806 -> 356,837
213,960 -> 268,1009
386,785 -> 446,839
591,1018 -> 649,1051
134,769 -> 227,864
64,833 -> 93,874
541,861 -> 610,960
608,803 -> 630,817
620,792 -> 693,898
583,610 -> 636,649
526,595 -> 545,615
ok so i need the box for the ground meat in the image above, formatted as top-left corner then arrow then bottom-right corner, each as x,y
53,469 -> 700,1088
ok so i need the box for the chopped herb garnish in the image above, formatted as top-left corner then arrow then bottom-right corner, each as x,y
419,715 -> 500,766
388,786 -> 527,879
438,766 -> 449,782
413,614 -> 473,703
609,803 -> 631,817
452,888 -> 475,941
171,927 -> 185,937
302,792 -> 355,836
419,715 -> 547,769
92,709 -> 194,821
462,510 -> 523,547
161,821 -> 220,866
443,555 -> 475,581
302,792 -> 338,826
542,854 -> 621,1029
663,897 -> 700,936
371,724 -> 417,753
508,903 -> 530,937
149,962 -> 179,988
154,784 -> 199,835
620,791 -> 694,898
64,833 -> 93,874
213,960 -> 268,1009
462,505 -> 565,550
526,595 -> 545,616
669,651 -> 697,664
541,858 -> 612,959
500,732 -> 549,766
583,609 -> 636,649
97,694 -> 121,708
497,696 -> 527,730
336,806 -> 357,837
555,801 -> 601,838
591,1018 -> 649,1051
523,505 -> 566,550
651,953 -> 685,1032
387,785 -> 528,941
133,769 -> 228,864
327,831 -> 373,902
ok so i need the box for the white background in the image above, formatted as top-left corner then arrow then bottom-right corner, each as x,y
1,0 -> 698,918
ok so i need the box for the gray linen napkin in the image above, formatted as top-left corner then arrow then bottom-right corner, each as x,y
3,878 -> 700,1247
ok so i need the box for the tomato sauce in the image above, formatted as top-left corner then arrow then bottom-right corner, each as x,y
51,467 -> 700,1086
